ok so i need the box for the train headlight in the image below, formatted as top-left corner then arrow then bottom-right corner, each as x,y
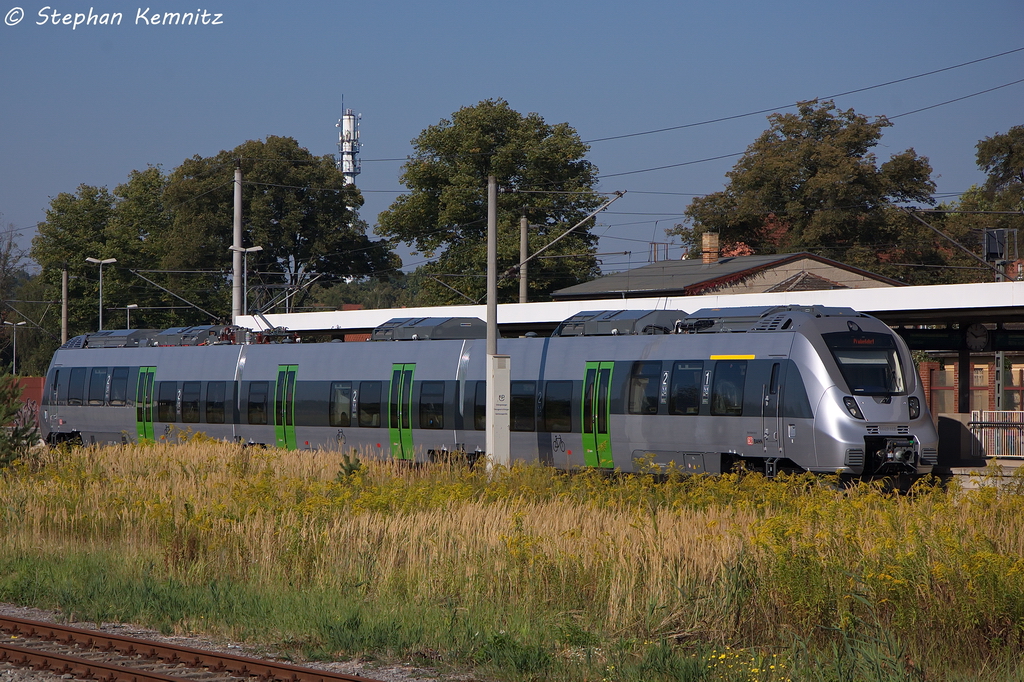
843,396 -> 865,420
908,396 -> 920,420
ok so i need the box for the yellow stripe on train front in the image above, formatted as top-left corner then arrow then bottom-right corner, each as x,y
709,355 -> 755,360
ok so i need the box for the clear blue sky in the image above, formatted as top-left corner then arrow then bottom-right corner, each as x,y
1,0 -> 1021,275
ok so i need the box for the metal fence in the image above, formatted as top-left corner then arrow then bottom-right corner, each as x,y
971,411 -> 1024,458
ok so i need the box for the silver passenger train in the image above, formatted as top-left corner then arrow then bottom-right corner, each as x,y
40,305 -> 938,477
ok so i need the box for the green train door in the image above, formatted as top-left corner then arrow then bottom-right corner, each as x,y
135,366 -> 156,441
275,364 -> 298,449
388,363 -> 415,460
582,361 -> 615,468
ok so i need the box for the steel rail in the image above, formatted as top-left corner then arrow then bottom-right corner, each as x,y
0,615 -> 381,682
0,641 -> 198,682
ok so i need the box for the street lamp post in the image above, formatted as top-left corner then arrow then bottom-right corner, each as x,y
85,257 -> 117,330
228,246 -> 263,316
126,304 -> 138,329
4,321 -> 26,375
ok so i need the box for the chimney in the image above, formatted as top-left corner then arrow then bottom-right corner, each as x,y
702,232 -> 720,264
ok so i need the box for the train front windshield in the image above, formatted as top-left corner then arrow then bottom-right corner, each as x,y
823,332 -> 906,396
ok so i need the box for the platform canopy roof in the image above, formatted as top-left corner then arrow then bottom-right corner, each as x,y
238,281 -> 1024,338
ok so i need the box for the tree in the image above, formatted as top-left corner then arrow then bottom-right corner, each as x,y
164,136 -> 395,314
376,100 -> 603,305
976,125 -> 1024,195
30,137 -> 397,337
669,100 -> 936,277
930,126 -> 1024,282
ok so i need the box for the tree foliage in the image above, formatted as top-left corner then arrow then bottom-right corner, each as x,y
376,100 -> 603,304
669,100 -> 937,279
930,125 -> 1024,282
29,137 -> 394,340
165,136 -> 396,313
976,125 -> 1024,194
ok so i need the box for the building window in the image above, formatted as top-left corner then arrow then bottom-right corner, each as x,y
971,364 -> 990,412
930,368 -> 955,414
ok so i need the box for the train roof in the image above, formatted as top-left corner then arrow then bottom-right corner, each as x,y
57,304 -> 876,351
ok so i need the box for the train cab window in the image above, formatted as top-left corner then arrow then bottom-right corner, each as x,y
823,332 -> 906,395
543,381 -> 573,432
206,382 -> 226,424
474,381 -> 486,431
247,382 -> 269,425
109,367 -> 130,406
157,382 -> 178,422
419,381 -> 445,429
628,361 -> 661,415
329,381 -> 352,427
88,367 -> 108,405
358,381 -> 382,427
181,382 -> 201,423
511,381 -> 536,432
711,361 -> 746,416
669,361 -> 703,415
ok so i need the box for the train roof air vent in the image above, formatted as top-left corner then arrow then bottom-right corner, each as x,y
753,313 -> 792,331
371,317 -> 486,341
554,310 -> 688,337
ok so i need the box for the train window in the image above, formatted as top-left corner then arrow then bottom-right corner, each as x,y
543,381 -> 573,432
157,382 -> 178,422
206,382 -> 226,424
247,382 -> 269,425
48,368 -> 61,406
419,381 -> 445,429
88,368 -> 108,405
68,367 -> 86,405
511,381 -> 536,432
474,381 -> 486,431
669,361 -> 703,415
711,361 -> 746,416
628,361 -> 661,415
823,332 -> 905,396
358,381 -> 382,428
181,382 -> 201,423
109,367 -> 130,406
329,381 -> 352,427
769,363 -> 780,395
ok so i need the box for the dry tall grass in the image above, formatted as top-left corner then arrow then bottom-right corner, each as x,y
2,441 -> 1024,680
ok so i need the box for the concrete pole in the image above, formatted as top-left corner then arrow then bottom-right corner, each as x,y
231,161 -> 243,325
487,176 -> 497,357
485,176 -> 510,466
61,264 -> 68,345
519,213 -> 528,304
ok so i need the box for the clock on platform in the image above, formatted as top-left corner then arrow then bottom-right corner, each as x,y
965,323 -> 990,351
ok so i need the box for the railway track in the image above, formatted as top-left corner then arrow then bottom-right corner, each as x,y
0,615 -> 381,682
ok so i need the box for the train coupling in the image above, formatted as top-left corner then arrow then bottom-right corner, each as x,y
876,438 -> 917,467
